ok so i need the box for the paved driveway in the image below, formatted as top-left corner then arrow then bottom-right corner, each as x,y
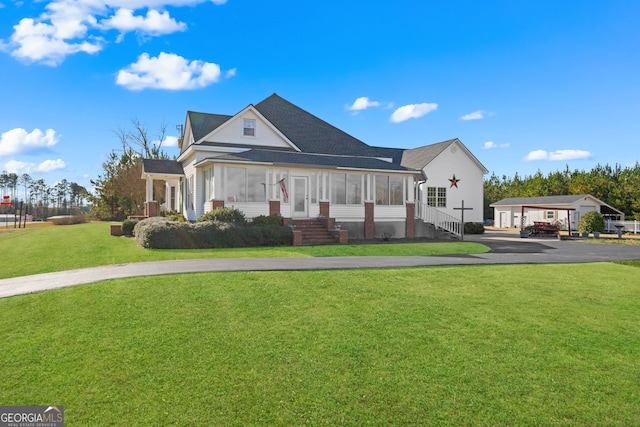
1,231 -> 639,298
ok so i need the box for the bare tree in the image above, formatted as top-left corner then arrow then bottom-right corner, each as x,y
114,118 -> 169,159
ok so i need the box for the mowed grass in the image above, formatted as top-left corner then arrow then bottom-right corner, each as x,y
0,222 -> 489,279
1,264 -> 639,426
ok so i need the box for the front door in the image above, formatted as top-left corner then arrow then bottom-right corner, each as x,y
292,176 -> 308,217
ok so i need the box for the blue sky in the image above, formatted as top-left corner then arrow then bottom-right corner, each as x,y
1,0 -> 639,190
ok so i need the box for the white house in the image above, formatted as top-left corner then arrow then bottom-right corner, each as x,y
142,94 -> 488,243
491,194 -> 625,231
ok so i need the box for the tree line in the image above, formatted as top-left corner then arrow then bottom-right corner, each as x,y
0,172 -> 89,220
484,163 -> 640,220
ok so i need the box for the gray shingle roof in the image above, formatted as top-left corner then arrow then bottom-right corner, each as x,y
142,159 -> 184,176
187,111 -> 232,142
207,149 -> 413,172
254,94 -> 383,157
400,139 -> 457,169
491,195 -> 592,206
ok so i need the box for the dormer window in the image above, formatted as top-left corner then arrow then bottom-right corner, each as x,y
243,119 -> 255,137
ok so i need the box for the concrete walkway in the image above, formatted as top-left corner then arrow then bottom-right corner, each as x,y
2,231 -> 640,298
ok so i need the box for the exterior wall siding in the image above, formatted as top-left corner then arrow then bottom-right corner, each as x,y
204,110 -> 292,149
421,141 -> 485,223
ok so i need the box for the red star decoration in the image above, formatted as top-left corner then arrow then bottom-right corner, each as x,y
449,174 -> 460,188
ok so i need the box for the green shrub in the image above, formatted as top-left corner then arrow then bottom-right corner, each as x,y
163,211 -> 187,222
134,217 -> 292,249
578,211 -> 605,233
122,219 -> 138,236
464,222 -> 485,234
251,215 -> 283,227
197,207 -> 246,225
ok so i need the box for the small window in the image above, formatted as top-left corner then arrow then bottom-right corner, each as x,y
243,119 -> 255,136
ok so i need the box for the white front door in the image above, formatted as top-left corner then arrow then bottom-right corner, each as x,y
292,176 -> 308,217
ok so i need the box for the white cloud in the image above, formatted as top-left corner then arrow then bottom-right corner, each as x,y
4,158 -> 67,174
0,128 -> 60,156
482,141 -> 509,150
345,97 -> 381,112
116,52 -> 221,90
155,135 -> 179,147
461,110 -> 484,120
524,149 -> 592,161
390,103 -> 438,123
99,9 -> 186,42
3,0 -> 227,66
10,17 -> 102,66
225,68 -> 237,78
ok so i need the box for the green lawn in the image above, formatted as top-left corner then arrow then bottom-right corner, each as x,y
0,222 -> 489,279
1,264 -> 639,426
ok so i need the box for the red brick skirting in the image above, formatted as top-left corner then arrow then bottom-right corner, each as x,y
365,202 -> 374,240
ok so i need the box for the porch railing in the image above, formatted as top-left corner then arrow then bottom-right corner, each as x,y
415,202 -> 462,238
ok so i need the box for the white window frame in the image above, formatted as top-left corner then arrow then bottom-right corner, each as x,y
243,119 -> 256,137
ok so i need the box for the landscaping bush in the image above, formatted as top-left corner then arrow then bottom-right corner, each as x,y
163,211 -> 187,222
251,214 -> 283,227
133,217 -> 292,249
464,222 -> 485,234
578,211 -> 605,233
122,219 -> 138,236
197,207 -> 246,225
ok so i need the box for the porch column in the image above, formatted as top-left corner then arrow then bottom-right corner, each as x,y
269,200 -> 281,216
145,175 -> 154,202
211,200 -> 225,210
144,201 -> 158,217
365,201 -> 374,240
406,202 -> 415,238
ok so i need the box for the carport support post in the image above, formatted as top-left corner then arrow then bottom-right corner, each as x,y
454,200 -> 473,241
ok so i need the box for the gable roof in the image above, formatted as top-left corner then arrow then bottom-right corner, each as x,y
179,94 -> 487,176
187,111 -> 232,142
142,159 -> 184,176
254,94 -> 383,157
400,139 -> 457,169
491,194 -> 625,217
490,194 -> 595,206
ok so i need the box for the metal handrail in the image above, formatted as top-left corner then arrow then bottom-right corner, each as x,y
416,202 -> 462,237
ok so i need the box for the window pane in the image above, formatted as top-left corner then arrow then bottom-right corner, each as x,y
427,187 -> 436,206
227,167 -> 246,202
310,173 -> 317,203
347,174 -> 362,204
247,168 -> 266,202
375,175 -> 389,205
331,173 -> 346,204
437,187 -> 446,207
390,176 -> 403,205
243,119 -> 255,136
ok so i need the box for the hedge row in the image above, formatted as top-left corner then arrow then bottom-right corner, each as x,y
133,217 -> 292,249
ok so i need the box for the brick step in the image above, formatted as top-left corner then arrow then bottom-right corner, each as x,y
292,219 -> 339,245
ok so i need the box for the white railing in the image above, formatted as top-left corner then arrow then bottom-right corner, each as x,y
605,219 -> 639,234
416,202 -> 462,237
